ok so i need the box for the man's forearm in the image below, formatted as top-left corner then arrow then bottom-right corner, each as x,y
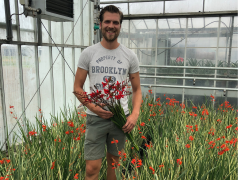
131,89 -> 142,117
73,87 -> 96,112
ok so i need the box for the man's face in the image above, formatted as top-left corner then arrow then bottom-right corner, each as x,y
100,12 -> 121,42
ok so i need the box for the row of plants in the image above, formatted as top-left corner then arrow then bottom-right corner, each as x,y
153,58 -> 238,76
0,92 -> 238,179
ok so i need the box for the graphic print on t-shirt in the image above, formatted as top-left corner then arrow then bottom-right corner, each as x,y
92,55 -> 127,90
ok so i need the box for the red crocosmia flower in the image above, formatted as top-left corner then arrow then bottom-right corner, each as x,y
137,126 -> 141,131
220,144 -> 226,148
65,131 -> 69,135
0,160 -> 4,164
104,89 -> 110,94
185,144 -> 190,148
218,150 -> 225,155
176,159 -> 182,165
74,173 -> 79,179
6,160 -> 10,163
180,103 -> 185,109
140,122 -> 145,126
149,166 -> 155,174
189,136 -> 194,141
102,82 -> 107,87
131,159 -> 136,165
137,159 -> 143,168
89,92 -> 96,98
9,106 -> 14,108
111,140 -> 119,144
141,136 -> 147,139
226,124 -> 232,129
51,161 -> 55,169
70,130 -> 74,133
192,106 -> 197,109
235,127 -> 238,131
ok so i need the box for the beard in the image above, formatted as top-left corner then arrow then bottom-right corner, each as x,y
101,28 -> 120,42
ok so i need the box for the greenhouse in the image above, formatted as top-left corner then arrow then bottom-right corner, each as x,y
0,0 -> 238,179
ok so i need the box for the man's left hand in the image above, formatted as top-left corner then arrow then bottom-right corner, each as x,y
122,113 -> 138,134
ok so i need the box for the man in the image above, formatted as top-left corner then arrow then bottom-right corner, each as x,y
74,5 -> 142,180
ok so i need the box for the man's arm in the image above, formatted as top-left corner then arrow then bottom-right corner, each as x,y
74,67 -> 113,119
122,72 -> 142,134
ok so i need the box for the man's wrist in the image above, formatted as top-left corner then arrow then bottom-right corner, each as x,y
131,110 -> 139,118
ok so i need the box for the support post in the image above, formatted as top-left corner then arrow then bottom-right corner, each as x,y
4,0 -> 13,41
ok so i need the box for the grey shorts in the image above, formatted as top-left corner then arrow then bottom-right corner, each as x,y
84,114 -> 128,160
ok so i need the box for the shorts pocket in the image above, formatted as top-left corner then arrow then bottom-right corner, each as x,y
86,114 -> 93,126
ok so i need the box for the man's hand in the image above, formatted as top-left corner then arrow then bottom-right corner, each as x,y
122,113 -> 138,134
91,105 -> 114,120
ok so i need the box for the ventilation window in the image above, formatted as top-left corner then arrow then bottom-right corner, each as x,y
46,0 -> 74,18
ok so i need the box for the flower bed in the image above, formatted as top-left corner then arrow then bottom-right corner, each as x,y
0,93 -> 238,180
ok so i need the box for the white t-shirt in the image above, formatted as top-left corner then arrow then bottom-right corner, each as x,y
77,42 -> 140,116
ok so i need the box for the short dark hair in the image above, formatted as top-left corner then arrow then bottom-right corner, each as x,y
99,5 -> 123,24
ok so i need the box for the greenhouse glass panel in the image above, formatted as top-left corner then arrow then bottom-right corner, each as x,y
41,19 -> 49,43
83,0 -> 91,46
155,87 -> 183,102
156,77 -> 183,86
145,20 -> 157,30
73,1 -> 82,46
20,30 -> 35,43
119,20 -> 129,47
1,45 -> 23,145
187,17 -> 219,47
100,3 -> 128,15
130,20 -> 156,49
0,89 -> 5,150
226,92 -> 238,107
64,22 -> 73,45
219,17 -> 233,48
65,48 -> 75,108
165,0 -> 203,13
158,19 -> 187,48
205,0 -> 238,11
39,46 -> 52,123
21,46 -> 38,128
18,1 -> 35,42
51,22 -> 62,44
167,48 -> 185,66
232,16 -> 238,48
216,47 -> 238,88
140,77 -> 155,85
185,48 -> 217,77
191,18 -> 204,28
10,0 -> 16,25
135,48 -> 155,66
0,0 -> 5,23
74,48 -> 90,96
184,89 -> 214,106
52,47 -> 64,116
129,2 -> 163,14
218,48 -> 238,64
0,29 -> 6,40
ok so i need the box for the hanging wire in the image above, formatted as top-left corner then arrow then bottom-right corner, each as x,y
0,0 -> 89,151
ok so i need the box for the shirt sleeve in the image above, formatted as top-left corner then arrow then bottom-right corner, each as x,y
129,52 -> 140,74
77,48 -> 90,71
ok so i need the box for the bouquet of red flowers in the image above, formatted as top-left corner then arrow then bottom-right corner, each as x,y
74,77 -> 139,151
